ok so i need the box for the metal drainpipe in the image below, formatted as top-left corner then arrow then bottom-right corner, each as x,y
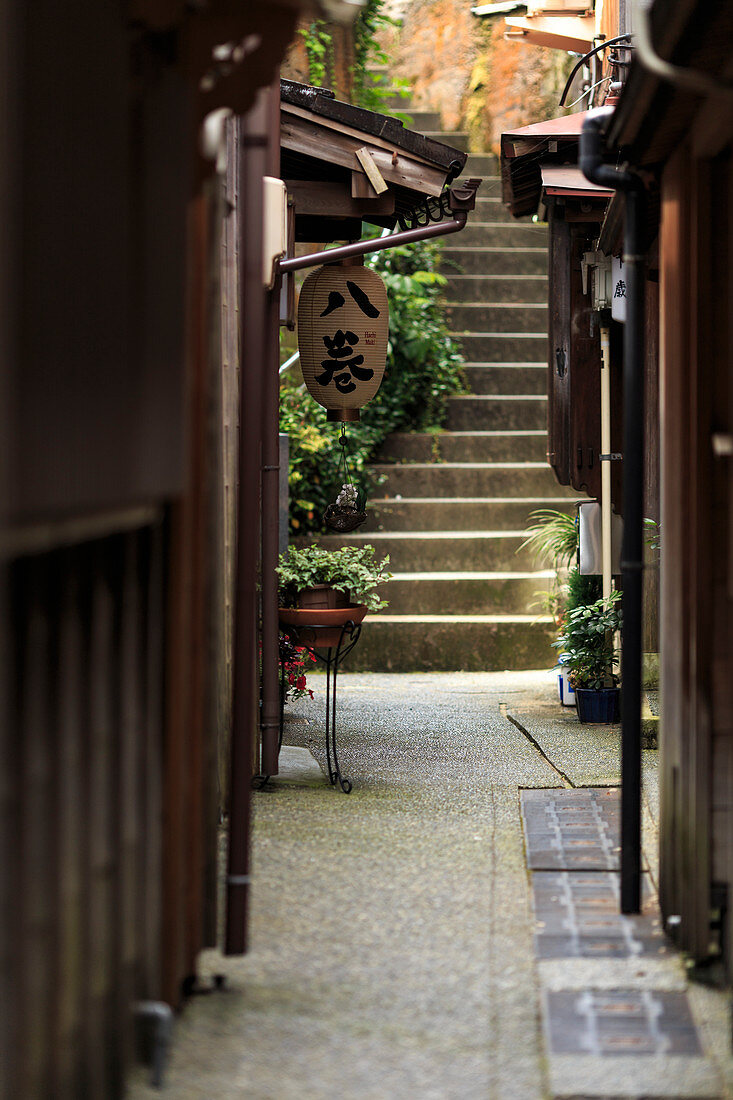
260,81 -> 283,779
226,104 -> 267,954
600,324 -> 613,602
278,185 -> 479,275
580,107 -> 646,914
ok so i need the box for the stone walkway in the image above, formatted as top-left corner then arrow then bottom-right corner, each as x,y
128,671 -> 733,1099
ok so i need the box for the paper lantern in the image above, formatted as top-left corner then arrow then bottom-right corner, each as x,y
297,264 -> 389,422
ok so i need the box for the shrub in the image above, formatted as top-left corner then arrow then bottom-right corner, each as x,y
553,591 -> 622,690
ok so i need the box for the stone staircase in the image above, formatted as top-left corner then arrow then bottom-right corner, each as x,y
314,112 -> 578,671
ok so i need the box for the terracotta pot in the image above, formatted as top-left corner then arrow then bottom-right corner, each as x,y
279,604 -> 367,649
296,584 -> 351,611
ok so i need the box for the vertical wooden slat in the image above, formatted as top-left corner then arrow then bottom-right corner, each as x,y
219,118 -> 242,815
568,225 -> 601,499
117,533 -> 144,1071
88,545 -> 115,1095
54,552 -> 86,1093
19,557 -> 55,1098
184,188 -> 210,979
687,156 -> 714,959
141,523 -> 164,998
162,502 -> 193,1006
547,205 -> 571,484
659,142 -> 692,939
204,180 -> 225,947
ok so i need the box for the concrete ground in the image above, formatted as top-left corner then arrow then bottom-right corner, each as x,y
128,671 -> 733,1100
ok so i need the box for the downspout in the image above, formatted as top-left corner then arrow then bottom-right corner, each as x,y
260,83 -> 283,780
580,107 -> 646,914
599,324 -> 613,602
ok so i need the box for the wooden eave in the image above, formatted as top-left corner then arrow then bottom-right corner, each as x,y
280,79 -> 468,237
606,0 -> 733,166
500,112 -> 594,218
504,13 -> 596,53
281,102 -> 457,200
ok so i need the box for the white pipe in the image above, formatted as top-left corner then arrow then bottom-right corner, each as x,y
600,324 -> 612,600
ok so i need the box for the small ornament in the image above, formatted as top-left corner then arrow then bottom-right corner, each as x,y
323,431 -> 368,532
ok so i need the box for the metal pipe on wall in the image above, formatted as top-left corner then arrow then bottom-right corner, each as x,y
600,324 -> 613,601
581,107 -> 646,914
259,78 -> 284,780
279,212 -> 468,275
226,94 -> 269,955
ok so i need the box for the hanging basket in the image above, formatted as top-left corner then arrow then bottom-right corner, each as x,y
323,504 -> 367,532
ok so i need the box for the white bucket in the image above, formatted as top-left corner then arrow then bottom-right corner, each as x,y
558,666 -> 576,707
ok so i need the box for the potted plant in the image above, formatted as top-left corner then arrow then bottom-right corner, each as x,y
276,543 -> 391,645
552,591 -> 622,722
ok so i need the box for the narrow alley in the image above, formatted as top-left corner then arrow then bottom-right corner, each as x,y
129,672 -> 731,1100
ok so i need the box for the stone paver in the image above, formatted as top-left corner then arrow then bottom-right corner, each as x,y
127,671 -> 733,1100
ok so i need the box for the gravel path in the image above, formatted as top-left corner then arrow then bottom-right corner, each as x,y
127,670 -> 732,1099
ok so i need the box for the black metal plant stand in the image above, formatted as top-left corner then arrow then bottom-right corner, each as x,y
279,619 -> 362,794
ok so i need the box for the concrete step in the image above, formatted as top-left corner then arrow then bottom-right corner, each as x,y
446,395 -> 546,431
345,616 -> 557,672
377,429 -> 547,462
364,496 -> 581,533
453,332 -> 548,360
457,223 -> 548,248
404,109 -> 442,130
300,531 -> 546,572
464,154 -> 499,175
473,196 -> 533,223
444,274 -> 548,303
368,462 -> 569,498
381,571 -> 553,615
424,130 -> 470,152
441,248 -> 547,275
448,303 -> 547,333
463,364 -> 545,396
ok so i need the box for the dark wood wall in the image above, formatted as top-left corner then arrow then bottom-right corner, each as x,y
547,203 -> 623,504
5,526 -> 166,1097
659,140 -> 733,972
0,2 -> 297,1095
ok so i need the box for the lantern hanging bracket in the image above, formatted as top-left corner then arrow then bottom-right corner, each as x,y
278,179 -> 482,274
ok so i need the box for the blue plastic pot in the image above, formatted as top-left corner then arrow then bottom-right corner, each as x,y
575,687 -> 620,723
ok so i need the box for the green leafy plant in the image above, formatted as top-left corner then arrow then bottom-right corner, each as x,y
299,20 -> 334,88
277,544 -> 392,612
352,0 -> 411,117
518,508 -> 578,569
644,517 -> 661,559
564,566 -> 601,614
552,591 -> 622,690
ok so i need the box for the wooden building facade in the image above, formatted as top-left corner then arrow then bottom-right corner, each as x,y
502,0 -> 733,979
605,0 -> 733,976
0,2 -> 308,1096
